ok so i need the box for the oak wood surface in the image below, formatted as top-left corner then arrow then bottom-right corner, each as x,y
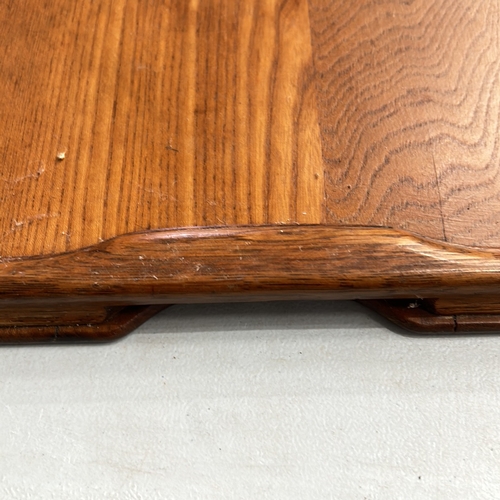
1,0 -> 500,337
0,226 -> 500,307
309,0 -> 500,248
2,0 -> 499,254
0,0 -> 323,258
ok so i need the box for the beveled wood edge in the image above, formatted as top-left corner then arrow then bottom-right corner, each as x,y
359,299 -> 457,333
0,305 -> 167,344
3,221 -> 500,341
0,224 -> 500,307
360,299 -> 500,334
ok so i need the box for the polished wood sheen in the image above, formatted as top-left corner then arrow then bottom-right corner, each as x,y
0,0 -> 323,257
1,225 -> 500,305
1,0 -> 500,339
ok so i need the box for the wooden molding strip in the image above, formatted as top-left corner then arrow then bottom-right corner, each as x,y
0,225 -> 499,307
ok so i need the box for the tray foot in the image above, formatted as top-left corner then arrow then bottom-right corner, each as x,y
360,299 -> 500,334
0,305 -> 167,344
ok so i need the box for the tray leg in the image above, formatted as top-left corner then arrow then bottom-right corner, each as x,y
0,305 -> 167,344
360,299 -> 500,334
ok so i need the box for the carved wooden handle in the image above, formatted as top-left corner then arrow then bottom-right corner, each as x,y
1,225 -> 499,305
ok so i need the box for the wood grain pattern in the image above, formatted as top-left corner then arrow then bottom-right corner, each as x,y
0,226 -> 499,308
2,0 -> 500,253
309,0 -> 500,247
425,296 -> 500,315
2,0 -> 500,337
0,0 -> 323,257
0,304 -> 110,326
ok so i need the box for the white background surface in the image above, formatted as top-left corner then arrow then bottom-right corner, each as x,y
1,300 -> 500,499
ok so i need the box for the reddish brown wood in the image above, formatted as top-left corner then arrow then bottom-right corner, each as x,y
0,305 -> 166,344
2,224 -> 500,340
361,299 -> 500,334
455,315 -> 500,333
0,225 -> 499,306
1,0 -> 500,339
0,304 -> 109,326
360,300 -> 457,333
425,296 -> 500,315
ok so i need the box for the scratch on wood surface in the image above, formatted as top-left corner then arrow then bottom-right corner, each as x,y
9,167 -> 45,184
11,212 -> 60,231
61,231 -> 71,244
432,150 -> 448,243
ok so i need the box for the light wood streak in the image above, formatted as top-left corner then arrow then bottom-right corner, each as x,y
0,0 -> 323,257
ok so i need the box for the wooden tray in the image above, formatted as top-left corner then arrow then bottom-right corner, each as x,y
1,0 -> 500,342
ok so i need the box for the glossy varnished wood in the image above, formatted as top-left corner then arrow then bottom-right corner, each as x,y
0,0 -> 323,257
0,226 -> 499,307
362,300 -> 500,334
0,305 -> 167,344
1,0 -> 500,338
